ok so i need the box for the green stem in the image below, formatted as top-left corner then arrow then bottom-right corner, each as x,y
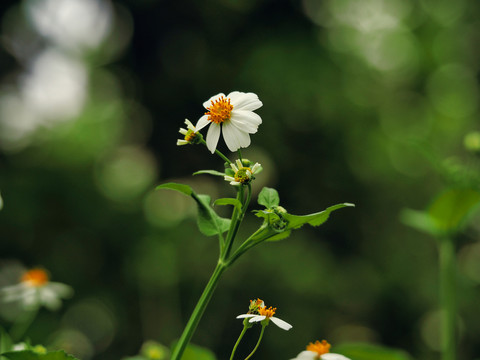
230,323 -> 250,360
198,138 -> 231,164
223,187 -> 245,259
244,324 -> 266,360
171,261 -> 227,360
439,236 -> 456,360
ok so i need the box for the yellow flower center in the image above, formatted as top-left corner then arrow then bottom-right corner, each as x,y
205,96 -> 233,124
258,306 -> 276,318
306,340 -> 331,356
248,298 -> 264,313
21,268 -> 49,287
234,167 -> 252,184
184,129 -> 196,142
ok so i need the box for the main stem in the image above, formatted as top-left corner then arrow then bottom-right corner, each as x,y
171,261 -> 226,360
439,237 -> 456,360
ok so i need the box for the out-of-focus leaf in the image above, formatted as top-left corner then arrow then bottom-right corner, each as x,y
156,182 -> 230,236
428,188 -> 480,232
400,208 -> 440,236
0,328 -> 12,354
257,187 -> 279,208
213,198 -> 242,211
0,351 -> 79,360
178,344 -> 216,360
334,343 -> 413,360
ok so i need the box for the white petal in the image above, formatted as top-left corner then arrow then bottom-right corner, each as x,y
222,122 -> 251,152
236,314 -> 256,319
251,163 -> 261,173
203,93 -> 226,109
290,351 -> 317,360
230,162 -> 239,172
177,140 -> 188,146
179,128 -> 188,135
224,176 -> 235,182
230,110 -> 262,133
206,123 -> 221,153
230,181 -> 241,186
270,316 -> 292,330
248,315 -> 266,323
228,91 -> 263,111
195,115 -> 210,132
184,119 -> 195,130
322,353 -> 351,360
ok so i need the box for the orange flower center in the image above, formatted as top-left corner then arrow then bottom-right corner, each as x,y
21,268 -> 49,287
258,306 -> 276,318
306,340 -> 331,356
205,96 -> 233,124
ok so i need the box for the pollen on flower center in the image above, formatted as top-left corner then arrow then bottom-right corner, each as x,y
205,96 -> 233,124
21,268 -> 49,287
306,340 -> 331,356
234,167 -> 251,184
258,306 -> 276,318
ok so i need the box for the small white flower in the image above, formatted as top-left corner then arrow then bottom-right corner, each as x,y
290,340 -> 351,360
0,268 -> 73,311
177,119 -> 198,146
195,91 -> 262,153
224,159 -> 261,186
236,304 -> 292,331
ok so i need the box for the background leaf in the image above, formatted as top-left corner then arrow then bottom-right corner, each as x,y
193,170 -> 226,177
334,343 -> 413,360
1,351 -> 79,360
156,182 -> 193,196
213,198 -> 242,212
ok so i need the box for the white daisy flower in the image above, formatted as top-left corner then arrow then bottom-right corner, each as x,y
195,91 -> 262,153
0,268 -> 73,311
224,159 -> 261,186
236,304 -> 292,331
177,119 -> 199,146
290,340 -> 351,360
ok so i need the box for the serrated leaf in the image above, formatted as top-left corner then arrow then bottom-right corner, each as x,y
283,203 -> 355,230
334,343 -> 413,360
157,182 -> 230,237
213,198 -> 242,212
195,194 -> 231,236
1,351 -> 79,360
257,187 -> 279,208
193,170 -> 226,177
156,182 -> 193,196
428,188 -> 480,232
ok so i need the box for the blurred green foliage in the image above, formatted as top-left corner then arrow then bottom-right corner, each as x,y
1,0 -> 480,359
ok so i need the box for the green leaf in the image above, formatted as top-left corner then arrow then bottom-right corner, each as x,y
194,194 -> 231,236
1,351 -> 79,360
178,344 -> 216,360
428,188 -> 480,232
156,182 -> 193,196
334,343 -> 413,360
400,209 -> 440,236
257,187 -> 279,208
157,182 -> 230,236
213,198 -> 242,212
193,170 -> 226,177
283,203 -> 354,230
0,327 -> 13,355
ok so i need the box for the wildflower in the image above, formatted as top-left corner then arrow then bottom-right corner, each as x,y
195,91 -> 262,153
290,340 -> 351,360
236,304 -> 292,330
247,298 -> 265,313
224,159 -> 261,186
0,268 -> 73,311
177,119 -> 199,146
